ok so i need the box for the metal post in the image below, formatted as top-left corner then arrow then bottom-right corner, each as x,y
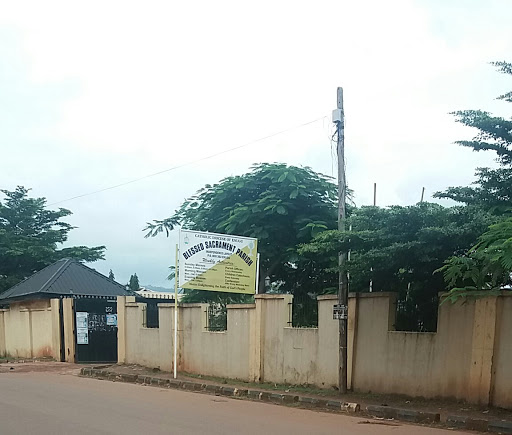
173,243 -> 179,379
335,87 -> 348,394
255,253 -> 261,294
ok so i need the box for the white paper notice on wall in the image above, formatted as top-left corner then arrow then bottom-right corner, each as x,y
76,312 -> 89,345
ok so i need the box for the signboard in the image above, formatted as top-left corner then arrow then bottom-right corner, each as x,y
179,230 -> 258,294
76,312 -> 89,345
333,304 -> 347,320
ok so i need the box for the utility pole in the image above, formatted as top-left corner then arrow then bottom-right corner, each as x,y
333,87 -> 348,394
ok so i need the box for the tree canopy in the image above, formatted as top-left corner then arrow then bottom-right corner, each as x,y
145,163 -> 338,299
435,61 -> 512,214
299,203 -> 493,330
0,186 -> 105,294
436,61 -> 512,298
128,273 -> 140,291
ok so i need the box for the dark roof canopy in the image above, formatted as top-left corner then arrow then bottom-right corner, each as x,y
0,258 -> 133,303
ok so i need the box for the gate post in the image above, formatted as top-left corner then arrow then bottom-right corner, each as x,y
62,298 -> 75,363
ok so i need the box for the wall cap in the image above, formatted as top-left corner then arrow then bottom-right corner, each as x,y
350,292 -> 397,299
227,304 -> 256,309
317,295 -> 337,300
438,290 -> 512,298
255,294 -> 291,300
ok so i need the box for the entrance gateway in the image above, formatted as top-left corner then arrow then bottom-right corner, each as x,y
74,296 -> 118,363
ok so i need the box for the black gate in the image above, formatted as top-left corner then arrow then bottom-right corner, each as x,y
74,297 -> 118,363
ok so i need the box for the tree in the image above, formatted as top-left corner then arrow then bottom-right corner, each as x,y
435,61 -> 512,298
0,186 -> 106,294
438,217 -> 512,303
108,269 -> 115,280
300,203 -> 494,331
145,163 -> 338,301
128,273 -> 140,291
435,61 -> 512,214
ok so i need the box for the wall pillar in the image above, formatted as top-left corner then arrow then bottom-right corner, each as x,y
0,309 -> 6,357
254,294 -> 293,383
62,298 -> 75,363
347,293 -> 359,389
158,304 -> 174,372
117,296 -> 126,364
468,296 -> 498,405
50,299 -> 62,361
249,298 -> 263,382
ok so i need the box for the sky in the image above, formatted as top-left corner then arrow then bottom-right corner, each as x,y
1,0 -> 511,288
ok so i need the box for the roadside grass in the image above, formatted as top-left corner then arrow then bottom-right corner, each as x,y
181,372 -> 335,396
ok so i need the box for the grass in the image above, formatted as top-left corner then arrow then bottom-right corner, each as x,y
181,372 -> 335,396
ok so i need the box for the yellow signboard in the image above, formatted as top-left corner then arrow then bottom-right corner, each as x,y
178,230 -> 258,294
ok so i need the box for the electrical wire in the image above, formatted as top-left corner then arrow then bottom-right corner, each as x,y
48,116 -> 328,206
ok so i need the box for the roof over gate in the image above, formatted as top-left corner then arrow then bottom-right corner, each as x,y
0,258 -> 134,303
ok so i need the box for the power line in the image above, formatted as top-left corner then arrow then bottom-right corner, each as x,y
48,116 -> 327,206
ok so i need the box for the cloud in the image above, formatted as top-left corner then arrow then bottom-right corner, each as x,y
1,0 -> 510,285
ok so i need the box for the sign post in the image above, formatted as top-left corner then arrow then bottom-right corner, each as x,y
173,230 -> 258,380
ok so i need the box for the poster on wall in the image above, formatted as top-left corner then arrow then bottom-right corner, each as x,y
76,312 -> 89,345
178,230 -> 258,294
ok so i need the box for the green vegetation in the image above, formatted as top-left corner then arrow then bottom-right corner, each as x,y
436,61 -> 512,300
145,163 -> 339,304
0,186 -> 105,294
128,273 -> 140,291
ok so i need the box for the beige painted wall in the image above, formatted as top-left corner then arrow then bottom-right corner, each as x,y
63,298 -> 75,362
118,292 -> 512,408
491,296 -> 512,408
180,303 -> 253,379
1,299 -> 60,359
0,309 -> 6,356
351,293 -> 476,400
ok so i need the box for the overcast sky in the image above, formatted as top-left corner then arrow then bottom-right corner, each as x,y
1,0 -> 511,288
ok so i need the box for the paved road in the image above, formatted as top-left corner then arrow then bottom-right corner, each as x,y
0,372 -> 464,435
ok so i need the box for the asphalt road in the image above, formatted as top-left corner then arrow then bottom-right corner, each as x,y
0,372 -> 465,435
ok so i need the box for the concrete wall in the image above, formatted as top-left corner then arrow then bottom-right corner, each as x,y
118,291 -> 512,408
0,299 -> 61,359
180,303 -> 253,380
350,293 -> 475,401
491,296 -> 512,408
0,309 -> 6,356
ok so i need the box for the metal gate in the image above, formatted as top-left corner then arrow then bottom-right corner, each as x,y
74,297 -> 118,363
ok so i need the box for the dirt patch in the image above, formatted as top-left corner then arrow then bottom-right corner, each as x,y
0,360 -> 82,375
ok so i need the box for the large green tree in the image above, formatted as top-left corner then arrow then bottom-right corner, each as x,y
435,61 -> 512,214
436,61 -> 512,297
144,163 -> 338,300
0,186 -> 105,294
300,203 -> 494,331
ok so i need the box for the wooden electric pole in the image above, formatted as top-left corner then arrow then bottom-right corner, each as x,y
334,87 -> 348,394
